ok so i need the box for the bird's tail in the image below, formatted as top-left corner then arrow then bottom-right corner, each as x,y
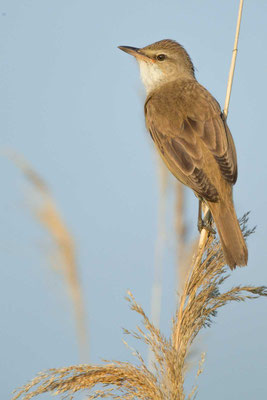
208,200 -> 248,269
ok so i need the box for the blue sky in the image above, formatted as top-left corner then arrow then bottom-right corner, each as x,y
1,1 -> 267,399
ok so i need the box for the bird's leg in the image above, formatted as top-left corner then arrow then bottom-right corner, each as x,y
203,208 -> 216,235
197,200 -> 216,234
197,199 -> 203,233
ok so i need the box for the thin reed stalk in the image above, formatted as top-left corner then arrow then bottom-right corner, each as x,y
224,0 -> 244,117
196,0 -> 244,266
175,182 -> 187,290
175,183 -> 198,293
148,155 -> 169,369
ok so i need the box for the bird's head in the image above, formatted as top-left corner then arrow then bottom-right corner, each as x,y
118,39 -> 195,93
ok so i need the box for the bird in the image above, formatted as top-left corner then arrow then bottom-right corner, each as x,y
118,39 -> 248,269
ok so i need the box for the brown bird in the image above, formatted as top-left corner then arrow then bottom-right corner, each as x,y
119,39 -> 248,269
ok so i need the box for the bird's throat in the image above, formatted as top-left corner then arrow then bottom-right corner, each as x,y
138,60 -> 165,93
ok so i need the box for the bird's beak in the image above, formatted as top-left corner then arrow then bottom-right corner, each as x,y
118,46 -> 154,62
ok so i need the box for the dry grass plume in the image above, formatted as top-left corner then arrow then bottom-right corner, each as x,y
12,214 -> 267,400
8,152 -> 89,360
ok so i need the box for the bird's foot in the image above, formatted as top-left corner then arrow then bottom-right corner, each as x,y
197,218 -> 216,235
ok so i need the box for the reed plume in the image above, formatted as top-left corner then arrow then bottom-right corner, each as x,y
8,152 -> 89,360
12,214 -> 267,400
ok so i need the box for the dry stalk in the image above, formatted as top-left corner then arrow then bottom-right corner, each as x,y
148,154 -> 169,369
193,0 -> 244,278
8,152 -> 89,360
175,182 -> 198,293
223,0 -> 244,117
175,182 -> 187,290
175,0 -> 244,300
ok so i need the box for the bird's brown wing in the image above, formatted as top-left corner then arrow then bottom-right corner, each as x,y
145,80 -> 237,202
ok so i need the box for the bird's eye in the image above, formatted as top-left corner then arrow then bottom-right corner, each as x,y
156,54 -> 166,61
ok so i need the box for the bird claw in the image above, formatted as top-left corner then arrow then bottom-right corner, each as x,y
197,219 -> 216,235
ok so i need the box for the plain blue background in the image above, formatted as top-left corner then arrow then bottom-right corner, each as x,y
1,1 -> 267,399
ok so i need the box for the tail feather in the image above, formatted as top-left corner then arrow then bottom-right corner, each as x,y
208,200 -> 248,269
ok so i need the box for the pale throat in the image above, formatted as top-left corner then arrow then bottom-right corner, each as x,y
138,60 -> 166,93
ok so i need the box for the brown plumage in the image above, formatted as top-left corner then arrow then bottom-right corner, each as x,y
119,39 -> 248,269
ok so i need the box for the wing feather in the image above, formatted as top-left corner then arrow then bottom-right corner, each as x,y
145,80 -> 238,201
